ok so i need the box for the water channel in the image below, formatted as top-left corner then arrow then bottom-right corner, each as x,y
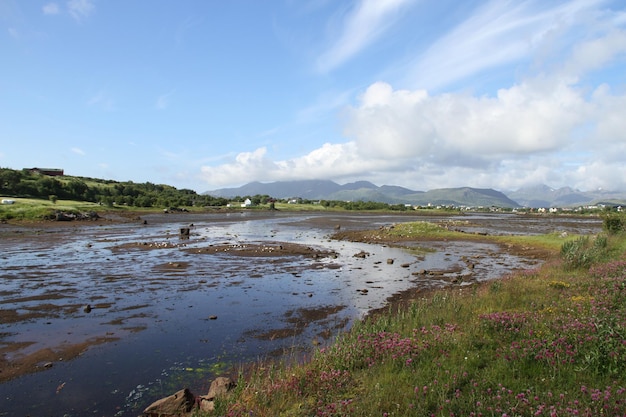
0,211 -> 602,416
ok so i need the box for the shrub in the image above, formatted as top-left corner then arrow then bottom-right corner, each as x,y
603,213 -> 626,234
561,235 -> 608,269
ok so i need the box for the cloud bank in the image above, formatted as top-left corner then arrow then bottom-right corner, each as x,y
201,20 -> 626,191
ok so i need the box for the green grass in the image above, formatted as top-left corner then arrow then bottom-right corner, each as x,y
0,196 -> 185,221
494,232 -> 580,251
0,197 -> 104,221
204,227 -> 626,417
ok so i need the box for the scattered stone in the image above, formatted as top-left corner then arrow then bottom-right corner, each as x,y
48,210 -> 100,222
353,250 -> 369,258
209,315 -> 218,320
400,263 -> 410,268
142,378 -> 236,416
386,258 -> 394,264
83,305 -> 92,313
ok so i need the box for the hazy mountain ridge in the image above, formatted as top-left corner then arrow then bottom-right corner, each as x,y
205,180 -> 626,208
507,185 -> 626,208
205,180 -> 519,208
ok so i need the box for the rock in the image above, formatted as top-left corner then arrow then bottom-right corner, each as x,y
142,388 -> 196,417
386,258 -> 394,264
83,304 -> 92,313
198,377 -> 236,413
353,250 -> 369,258
207,377 -> 236,399
55,211 -> 74,221
198,398 -> 216,413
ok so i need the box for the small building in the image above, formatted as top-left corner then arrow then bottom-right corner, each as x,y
241,198 -> 252,208
28,167 -> 64,176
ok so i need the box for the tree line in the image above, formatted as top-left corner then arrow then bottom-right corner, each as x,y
0,168 -> 228,208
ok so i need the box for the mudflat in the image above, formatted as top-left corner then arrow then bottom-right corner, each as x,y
0,210 -> 601,416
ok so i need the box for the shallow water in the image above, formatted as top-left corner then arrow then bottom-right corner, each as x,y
0,212 -> 601,416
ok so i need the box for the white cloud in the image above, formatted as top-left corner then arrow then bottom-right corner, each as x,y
155,91 -> 175,110
316,0 -> 415,73
87,90 -> 115,111
67,0 -> 94,22
562,29 -> 626,78
344,78 -> 586,163
8,28 -> 18,38
43,3 -> 60,15
406,0 -> 604,91
71,147 -> 86,156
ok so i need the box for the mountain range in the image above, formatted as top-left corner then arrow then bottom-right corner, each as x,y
205,180 -> 626,208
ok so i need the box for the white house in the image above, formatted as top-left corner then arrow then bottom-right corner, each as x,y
241,198 -> 252,207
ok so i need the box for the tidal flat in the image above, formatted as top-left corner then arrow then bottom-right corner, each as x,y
0,211 -> 600,416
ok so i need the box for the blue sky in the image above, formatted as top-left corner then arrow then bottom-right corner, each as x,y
1,0 -> 626,193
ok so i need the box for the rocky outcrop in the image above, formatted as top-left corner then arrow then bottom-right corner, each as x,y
141,377 -> 236,417
46,210 -> 100,221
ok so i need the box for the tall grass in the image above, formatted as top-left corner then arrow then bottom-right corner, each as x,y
207,229 -> 626,417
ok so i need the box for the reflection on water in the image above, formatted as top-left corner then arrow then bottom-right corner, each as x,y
0,212 -> 601,416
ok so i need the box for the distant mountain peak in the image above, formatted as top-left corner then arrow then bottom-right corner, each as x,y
205,180 -> 521,208
204,180 -> 626,208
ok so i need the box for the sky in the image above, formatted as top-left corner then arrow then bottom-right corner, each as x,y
1,0 -> 626,193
